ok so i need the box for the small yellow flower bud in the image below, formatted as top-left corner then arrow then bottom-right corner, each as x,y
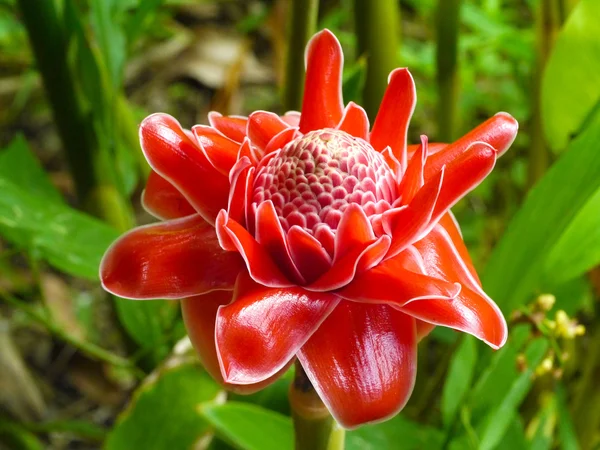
535,357 -> 554,376
536,294 -> 556,311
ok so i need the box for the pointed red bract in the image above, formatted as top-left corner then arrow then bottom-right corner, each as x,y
298,301 -> 417,428
216,273 -> 339,384
192,124 -> 239,175
100,215 -> 243,299
141,170 -> 196,220
337,102 -> 370,140
140,113 -> 229,225
299,30 -> 344,133
208,112 -> 248,143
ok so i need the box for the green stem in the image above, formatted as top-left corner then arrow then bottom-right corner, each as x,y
282,0 -> 319,111
435,0 -> 461,142
352,0 -> 401,120
289,362 -> 345,450
17,0 -> 133,231
528,0 -> 560,188
1,290 -> 144,379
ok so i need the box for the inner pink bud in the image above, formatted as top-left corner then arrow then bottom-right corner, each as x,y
252,129 -> 398,234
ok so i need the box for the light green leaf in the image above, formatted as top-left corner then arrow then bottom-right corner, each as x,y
106,359 -> 222,450
346,415 -> 444,450
555,384 -> 581,450
478,338 -> 549,450
441,336 -> 478,428
544,188 -> 600,284
200,402 -> 294,450
0,135 -> 63,204
483,110 -> 600,311
527,396 -> 557,450
90,0 -> 126,89
541,0 -> 600,150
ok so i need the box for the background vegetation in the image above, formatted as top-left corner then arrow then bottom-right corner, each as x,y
0,0 -> 599,449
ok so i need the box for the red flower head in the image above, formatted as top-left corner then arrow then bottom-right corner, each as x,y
101,30 -> 517,428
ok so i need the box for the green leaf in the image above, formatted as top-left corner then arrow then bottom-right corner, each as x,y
342,57 -> 367,105
0,135 -> 63,204
346,415 -> 444,450
544,188 -> 600,284
0,177 -> 118,280
555,384 -> 581,450
441,336 -> 477,428
478,338 -> 549,450
200,402 -> 294,450
106,359 -> 222,450
90,0 -> 126,89
125,0 -> 165,46
483,110 -> 600,311
527,396 -> 556,450
541,0 -> 600,150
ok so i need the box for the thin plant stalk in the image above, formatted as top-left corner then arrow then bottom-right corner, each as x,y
435,0 -> 461,142
289,362 -> 345,450
352,0 -> 401,120
17,0 -> 133,231
282,0 -> 319,111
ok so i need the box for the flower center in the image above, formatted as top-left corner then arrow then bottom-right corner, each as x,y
252,129 -> 397,234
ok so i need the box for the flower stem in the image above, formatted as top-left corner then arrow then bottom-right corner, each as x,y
282,0 -> 319,111
289,362 -> 345,450
435,0 -> 462,142
352,0 -> 401,120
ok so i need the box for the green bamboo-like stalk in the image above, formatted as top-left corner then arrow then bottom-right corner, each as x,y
435,0 -> 461,142
17,0 -> 133,231
528,0 -> 560,187
352,0 -> 401,120
289,362 -> 345,450
282,0 -> 319,111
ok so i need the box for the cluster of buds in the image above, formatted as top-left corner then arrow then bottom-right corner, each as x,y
545,309 -> 586,340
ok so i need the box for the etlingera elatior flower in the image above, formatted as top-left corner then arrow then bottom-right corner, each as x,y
100,30 -> 517,428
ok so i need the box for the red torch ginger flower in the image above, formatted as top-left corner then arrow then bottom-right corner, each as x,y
100,30 -> 517,428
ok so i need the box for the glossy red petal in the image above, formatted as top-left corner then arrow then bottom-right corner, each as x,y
140,113 -> 229,225
100,214 -> 243,299
299,30 -> 344,133
217,211 -> 293,287
383,168 -> 444,258
247,111 -> 290,150
297,301 -> 417,428
336,102 -> 370,140
430,142 -> 496,224
370,68 -> 417,169
227,157 -> 254,225
408,142 -> 447,156
264,127 -> 298,155
416,320 -> 435,342
182,291 -> 290,394
215,272 -> 339,384
287,226 -> 332,284
334,204 -> 375,260
255,201 -> 305,285
141,170 -> 196,220
339,250 -> 460,306
237,138 -> 260,166
281,111 -> 301,127
405,225 -> 508,348
424,112 -> 518,181
398,135 -> 427,204
208,112 -> 248,143
191,125 -> 239,176
438,212 -> 480,285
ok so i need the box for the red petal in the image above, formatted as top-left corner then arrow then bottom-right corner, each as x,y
334,204 -> 375,260
282,111 -> 301,127
438,212 -> 480,285
227,157 -> 254,225
217,211 -> 293,287
208,112 -> 248,143
398,135 -> 427,204
255,201 -> 305,284
370,68 -> 417,169
404,225 -> 507,348
141,170 -> 196,220
430,142 -> 496,223
408,142 -> 447,156
416,320 -> 435,342
215,272 -> 339,384
287,226 -> 332,284
247,111 -> 290,150
100,215 -> 243,299
297,301 -> 417,428
264,127 -> 298,155
424,112 -> 518,181
339,250 -> 460,307
299,30 -> 344,133
191,125 -> 239,176
237,139 -> 260,166
383,168 -> 444,258
182,291 -> 291,394
336,102 -> 370,140
140,113 -> 229,225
